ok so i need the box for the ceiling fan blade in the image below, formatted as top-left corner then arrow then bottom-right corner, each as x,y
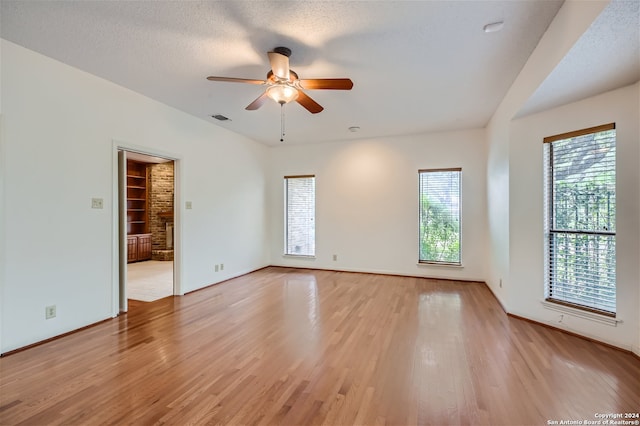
296,91 -> 324,114
268,51 -> 290,80
245,92 -> 269,110
298,78 -> 354,90
206,76 -> 265,84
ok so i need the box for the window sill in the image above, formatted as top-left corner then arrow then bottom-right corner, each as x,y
541,300 -> 622,327
282,254 -> 316,260
417,262 -> 463,269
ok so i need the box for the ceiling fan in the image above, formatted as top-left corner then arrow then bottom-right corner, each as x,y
206,47 -> 353,114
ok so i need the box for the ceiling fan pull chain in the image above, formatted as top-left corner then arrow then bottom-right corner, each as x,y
280,103 -> 285,142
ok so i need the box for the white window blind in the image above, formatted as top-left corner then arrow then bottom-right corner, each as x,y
419,169 -> 461,265
285,175 -> 315,256
544,124 -> 616,316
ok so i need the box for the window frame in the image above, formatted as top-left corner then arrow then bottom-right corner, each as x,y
284,174 -> 316,257
543,123 -> 616,317
418,168 -> 462,266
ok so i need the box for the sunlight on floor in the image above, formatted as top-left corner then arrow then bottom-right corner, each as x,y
127,260 -> 173,302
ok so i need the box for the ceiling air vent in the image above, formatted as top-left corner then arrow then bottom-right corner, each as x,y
211,114 -> 230,121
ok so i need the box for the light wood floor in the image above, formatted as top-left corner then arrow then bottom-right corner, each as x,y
1,267 -> 638,425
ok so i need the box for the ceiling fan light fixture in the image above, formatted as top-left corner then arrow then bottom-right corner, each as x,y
266,84 -> 299,104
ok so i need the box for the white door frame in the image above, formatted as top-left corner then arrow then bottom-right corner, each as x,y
117,150 -> 128,313
111,140 -> 183,316
0,114 -> 5,353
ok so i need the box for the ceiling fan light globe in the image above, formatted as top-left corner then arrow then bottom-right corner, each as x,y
266,84 -> 299,104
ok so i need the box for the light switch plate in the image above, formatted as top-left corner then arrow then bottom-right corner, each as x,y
45,305 -> 56,319
186,201 -> 193,209
91,198 -> 104,209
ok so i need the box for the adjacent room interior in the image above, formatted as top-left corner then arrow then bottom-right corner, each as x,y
123,152 -> 175,303
0,0 -> 638,424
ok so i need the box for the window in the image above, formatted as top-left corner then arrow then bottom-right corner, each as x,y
544,123 -> 616,316
285,175 -> 315,256
419,169 -> 461,265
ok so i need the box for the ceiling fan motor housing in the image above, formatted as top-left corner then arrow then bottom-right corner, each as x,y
273,46 -> 292,57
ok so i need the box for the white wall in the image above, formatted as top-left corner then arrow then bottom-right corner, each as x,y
0,40 -> 270,353
485,0 -> 609,307
509,83 -> 640,352
485,120 -> 510,308
0,39 -> 4,353
638,82 -> 640,356
484,0 -> 640,353
268,129 -> 488,281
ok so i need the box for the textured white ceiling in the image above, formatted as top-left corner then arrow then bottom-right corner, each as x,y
1,0 -> 568,145
517,0 -> 640,118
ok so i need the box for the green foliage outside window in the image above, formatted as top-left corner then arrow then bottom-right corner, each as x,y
546,127 -> 616,314
419,170 -> 460,264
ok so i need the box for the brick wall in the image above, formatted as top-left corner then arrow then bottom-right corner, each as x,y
149,162 -> 174,251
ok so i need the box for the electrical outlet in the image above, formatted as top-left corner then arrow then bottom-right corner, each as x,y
91,198 -> 103,209
215,264 -> 219,272
333,254 -> 338,261
220,263 -> 224,271
186,201 -> 193,209
45,305 -> 56,319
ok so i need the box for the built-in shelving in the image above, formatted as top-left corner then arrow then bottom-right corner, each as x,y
126,160 -> 152,262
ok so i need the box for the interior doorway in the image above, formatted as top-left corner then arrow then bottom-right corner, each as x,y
118,149 -> 176,310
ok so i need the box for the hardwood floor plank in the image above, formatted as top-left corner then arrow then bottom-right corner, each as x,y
1,267 -> 638,425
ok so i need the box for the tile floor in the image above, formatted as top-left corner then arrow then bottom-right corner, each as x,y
127,260 -> 174,302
